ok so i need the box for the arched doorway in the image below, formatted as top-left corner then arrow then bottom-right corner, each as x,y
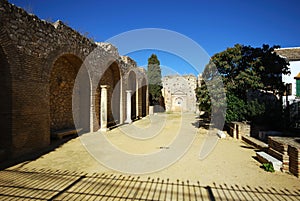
50,54 -> 90,135
141,78 -> 147,117
174,97 -> 183,112
0,46 -> 12,160
171,91 -> 187,112
128,71 -> 137,120
96,62 -> 121,128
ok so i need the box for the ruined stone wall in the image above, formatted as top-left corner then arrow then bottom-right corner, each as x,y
268,137 -> 300,177
228,122 -> 251,140
0,0 -> 97,157
121,60 -> 147,120
0,1 -> 146,159
162,74 -> 197,112
136,68 -> 148,117
50,55 -> 81,131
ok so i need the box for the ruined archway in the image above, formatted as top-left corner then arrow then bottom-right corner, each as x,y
96,62 -> 121,129
141,77 -> 147,117
50,54 -> 90,134
174,97 -> 183,112
128,71 -> 137,120
171,91 -> 187,112
73,64 -> 91,132
0,46 -> 12,160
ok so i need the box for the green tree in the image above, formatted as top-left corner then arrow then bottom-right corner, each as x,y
147,54 -> 163,108
196,44 -> 290,124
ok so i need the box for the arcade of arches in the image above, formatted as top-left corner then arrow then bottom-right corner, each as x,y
0,0 -> 149,161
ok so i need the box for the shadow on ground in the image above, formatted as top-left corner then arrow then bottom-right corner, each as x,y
192,116 -> 212,130
0,135 -> 78,171
0,168 -> 299,201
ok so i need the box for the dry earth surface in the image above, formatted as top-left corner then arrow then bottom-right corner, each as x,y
9,113 -> 300,190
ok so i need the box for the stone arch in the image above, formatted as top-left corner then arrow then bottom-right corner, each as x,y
171,91 -> 187,112
175,97 -> 184,105
174,97 -> 184,112
73,64 -> 91,132
0,45 -> 12,160
141,77 -> 147,117
96,61 -> 121,129
128,70 -> 137,120
49,54 -> 90,134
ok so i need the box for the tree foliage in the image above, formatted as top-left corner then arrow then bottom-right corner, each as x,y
147,54 -> 163,107
196,44 -> 290,124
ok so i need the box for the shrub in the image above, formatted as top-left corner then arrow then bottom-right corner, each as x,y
261,163 -> 275,172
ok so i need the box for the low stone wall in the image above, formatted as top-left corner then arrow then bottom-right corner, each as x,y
268,137 -> 300,177
288,145 -> 300,177
241,135 -> 268,151
228,122 -> 250,140
268,137 -> 289,172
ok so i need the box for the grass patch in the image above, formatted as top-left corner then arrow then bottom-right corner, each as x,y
261,163 -> 275,172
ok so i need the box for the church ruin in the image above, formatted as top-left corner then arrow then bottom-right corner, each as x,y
162,75 -> 197,112
0,1 -> 149,161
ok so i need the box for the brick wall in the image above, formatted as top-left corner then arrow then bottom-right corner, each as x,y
228,122 -> 250,139
268,137 -> 300,177
0,1 -> 148,160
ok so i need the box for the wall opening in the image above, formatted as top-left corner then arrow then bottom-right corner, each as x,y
96,62 -> 121,128
49,54 -> 88,135
74,64 -> 90,132
128,71 -> 137,120
141,78 -> 147,117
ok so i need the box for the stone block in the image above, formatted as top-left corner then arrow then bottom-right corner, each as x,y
217,130 -> 226,139
256,151 -> 283,171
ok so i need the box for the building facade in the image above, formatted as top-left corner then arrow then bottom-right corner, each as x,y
275,47 -> 300,128
162,75 -> 197,112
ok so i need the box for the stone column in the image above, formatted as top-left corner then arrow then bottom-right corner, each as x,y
100,85 -> 109,131
119,79 -> 124,124
196,102 -> 200,115
125,90 -> 132,124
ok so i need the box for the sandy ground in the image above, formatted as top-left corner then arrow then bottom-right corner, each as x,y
10,113 -> 300,190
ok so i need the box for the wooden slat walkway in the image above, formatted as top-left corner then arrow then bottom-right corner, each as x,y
0,168 -> 299,200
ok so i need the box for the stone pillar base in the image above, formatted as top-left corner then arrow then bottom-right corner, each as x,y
149,106 -> 154,115
100,128 -> 109,132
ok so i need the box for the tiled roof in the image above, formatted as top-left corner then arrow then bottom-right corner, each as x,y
274,47 -> 300,61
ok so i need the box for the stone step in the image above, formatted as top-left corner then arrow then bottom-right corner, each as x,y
256,151 -> 283,171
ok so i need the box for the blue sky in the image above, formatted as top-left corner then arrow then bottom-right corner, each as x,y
9,0 -> 300,75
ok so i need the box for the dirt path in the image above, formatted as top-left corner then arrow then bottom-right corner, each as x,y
10,113 -> 299,190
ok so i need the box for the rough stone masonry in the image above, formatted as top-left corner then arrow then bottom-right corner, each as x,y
0,0 -> 148,160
